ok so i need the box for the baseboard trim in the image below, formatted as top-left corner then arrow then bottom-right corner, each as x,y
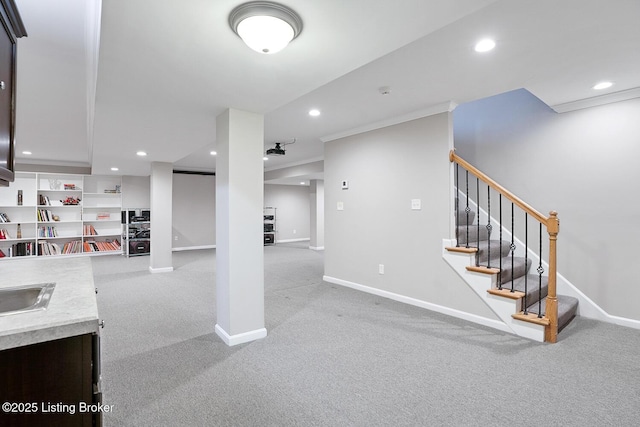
215,324 -> 267,346
607,314 -> 640,330
172,245 -> 216,252
322,275 -> 511,334
276,238 -> 310,243
309,246 -> 324,251
148,266 -> 174,273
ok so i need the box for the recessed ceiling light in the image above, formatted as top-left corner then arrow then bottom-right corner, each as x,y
136,151 -> 147,156
474,38 -> 496,53
263,157 -> 269,161
300,181 -> 305,185
111,167 -> 119,171
210,151 -> 217,155
309,109 -> 320,117
22,151 -> 32,155
593,81 -> 613,90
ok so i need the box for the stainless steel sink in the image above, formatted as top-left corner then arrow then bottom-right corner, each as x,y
0,283 -> 56,316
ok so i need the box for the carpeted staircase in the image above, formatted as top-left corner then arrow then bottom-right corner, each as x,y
447,203 -> 579,340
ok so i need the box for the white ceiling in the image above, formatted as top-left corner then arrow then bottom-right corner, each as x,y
12,0 -> 640,185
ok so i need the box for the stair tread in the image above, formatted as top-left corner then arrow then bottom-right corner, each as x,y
525,295 -> 579,332
499,274 -> 549,303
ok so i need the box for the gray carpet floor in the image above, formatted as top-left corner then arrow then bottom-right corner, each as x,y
91,243 -> 640,426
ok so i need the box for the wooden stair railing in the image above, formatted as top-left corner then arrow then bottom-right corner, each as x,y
449,150 -> 560,343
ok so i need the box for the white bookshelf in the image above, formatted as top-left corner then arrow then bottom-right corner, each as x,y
0,172 -> 123,259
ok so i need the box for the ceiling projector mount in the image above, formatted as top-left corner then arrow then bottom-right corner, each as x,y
266,138 -> 296,156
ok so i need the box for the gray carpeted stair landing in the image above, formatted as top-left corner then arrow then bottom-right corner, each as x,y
455,201 -> 578,333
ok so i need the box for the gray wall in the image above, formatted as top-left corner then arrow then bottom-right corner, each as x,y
454,89 -> 640,321
325,113 -> 497,319
122,175 -> 308,249
172,173 -> 215,249
122,175 -> 150,209
264,184 -> 310,242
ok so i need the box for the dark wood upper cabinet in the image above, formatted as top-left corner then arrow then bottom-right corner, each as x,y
0,0 -> 26,187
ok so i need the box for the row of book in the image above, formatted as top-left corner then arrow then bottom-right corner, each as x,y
0,239 -> 123,257
83,239 -> 121,252
0,212 -> 10,222
0,228 -> 11,239
39,194 -> 52,206
84,224 -> 98,235
37,209 -> 57,222
0,242 -> 35,257
38,226 -> 58,238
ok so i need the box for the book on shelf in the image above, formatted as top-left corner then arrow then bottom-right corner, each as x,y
83,224 -> 98,235
38,241 -> 62,256
11,241 -> 34,257
83,239 -> 121,252
0,212 -> 10,222
62,240 -> 82,254
37,209 -> 55,222
39,194 -> 51,206
96,212 -> 111,220
39,226 -> 58,238
0,228 -> 9,239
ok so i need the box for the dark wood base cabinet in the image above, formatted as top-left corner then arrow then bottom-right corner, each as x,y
0,334 -> 102,427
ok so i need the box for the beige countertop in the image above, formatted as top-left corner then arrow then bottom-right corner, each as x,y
0,256 -> 99,351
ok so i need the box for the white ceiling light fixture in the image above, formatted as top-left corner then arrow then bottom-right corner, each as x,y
308,109 -> 320,117
229,1 -> 303,54
474,38 -> 496,53
593,81 -> 613,90
111,167 -> 119,171
136,151 -> 147,157
22,151 -> 32,155
210,151 -> 217,155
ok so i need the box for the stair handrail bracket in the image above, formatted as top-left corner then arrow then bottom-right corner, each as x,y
449,150 -> 560,343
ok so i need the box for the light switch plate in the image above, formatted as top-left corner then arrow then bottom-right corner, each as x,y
337,202 -> 344,211
411,199 -> 421,210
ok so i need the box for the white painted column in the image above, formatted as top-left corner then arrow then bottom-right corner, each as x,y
309,179 -> 324,250
149,161 -> 174,273
215,108 -> 266,346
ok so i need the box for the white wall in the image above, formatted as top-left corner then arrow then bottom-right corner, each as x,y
264,184 -> 310,242
324,113 -> 498,319
172,173 -> 215,249
454,89 -> 640,321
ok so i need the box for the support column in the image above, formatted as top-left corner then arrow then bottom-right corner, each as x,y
309,179 -> 324,250
149,161 -> 174,273
215,108 -> 266,346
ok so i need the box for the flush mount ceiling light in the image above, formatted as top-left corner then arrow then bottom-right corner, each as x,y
308,109 -> 320,117
229,1 -> 303,54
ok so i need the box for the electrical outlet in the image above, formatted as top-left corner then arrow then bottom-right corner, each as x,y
379,264 -> 384,275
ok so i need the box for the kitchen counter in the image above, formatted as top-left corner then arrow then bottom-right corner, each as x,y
0,257 -> 99,351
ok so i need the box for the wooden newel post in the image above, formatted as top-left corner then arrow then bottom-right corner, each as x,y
545,211 -> 559,343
